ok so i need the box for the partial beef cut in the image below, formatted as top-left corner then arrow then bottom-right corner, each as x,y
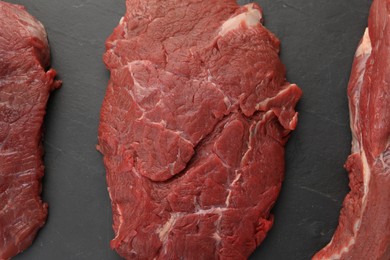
98,0 -> 301,259
313,0 -> 390,259
0,2 -> 60,259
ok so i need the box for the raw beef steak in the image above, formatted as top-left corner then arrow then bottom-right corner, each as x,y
99,0 -> 302,259
313,0 -> 390,259
0,2 -> 61,259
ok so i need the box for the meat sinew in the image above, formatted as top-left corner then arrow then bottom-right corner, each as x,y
313,0 -> 390,259
0,2 -> 61,259
98,0 -> 302,259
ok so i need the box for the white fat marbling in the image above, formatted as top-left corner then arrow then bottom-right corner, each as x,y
219,4 -> 262,36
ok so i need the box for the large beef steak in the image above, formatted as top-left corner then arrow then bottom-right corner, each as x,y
0,1 -> 60,259
98,0 -> 302,259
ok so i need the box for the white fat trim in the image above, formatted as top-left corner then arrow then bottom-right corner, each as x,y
160,119 -> 167,127
219,4 -> 262,36
127,64 -> 157,101
113,204 -> 124,240
355,28 -> 372,57
350,43 -> 371,154
158,207 -> 226,243
213,232 -> 221,242
240,111 -> 273,164
196,207 -> 225,216
231,173 -> 242,187
361,149 -> 371,216
350,132 -> 360,155
225,173 -> 242,207
157,213 -> 182,241
169,161 -> 176,176
207,69 -> 213,81
223,96 -> 232,109
323,149 -> 371,259
322,237 -> 355,260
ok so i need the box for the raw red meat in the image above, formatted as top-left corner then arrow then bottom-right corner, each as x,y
98,0 -> 301,259
0,2 -> 61,259
313,0 -> 390,259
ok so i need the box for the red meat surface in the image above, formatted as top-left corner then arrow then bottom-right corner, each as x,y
0,1 -> 60,259
313,0 -> 390,259
99,1 -> 301,259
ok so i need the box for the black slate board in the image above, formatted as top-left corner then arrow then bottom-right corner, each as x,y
5,0 -> 371,259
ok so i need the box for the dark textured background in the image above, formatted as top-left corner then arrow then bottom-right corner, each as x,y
5,0 -> 372,259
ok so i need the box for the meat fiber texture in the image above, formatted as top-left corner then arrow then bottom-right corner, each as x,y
313,0 -> 390,259
99,0 -> 302,259
0,1 -> 61,259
